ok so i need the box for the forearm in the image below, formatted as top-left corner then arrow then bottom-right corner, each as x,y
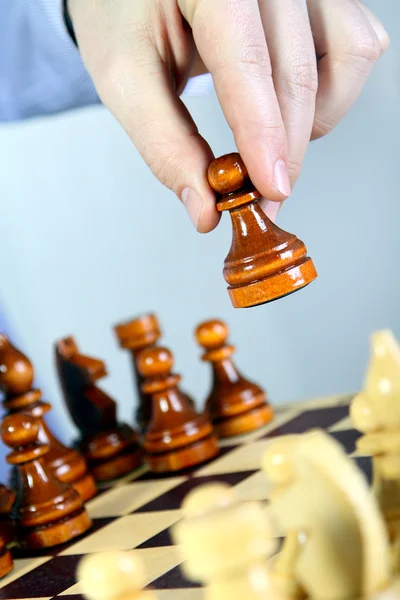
0,0 -> 100,122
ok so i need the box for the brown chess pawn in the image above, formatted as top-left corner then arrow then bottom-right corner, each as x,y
0,334 -> 96,502
136,346 -> 219,472
195,319 -> 273,437
55,336 -> 142,482
1,413 -> 92,549
114,314 -> 194,430
0,484 -> 16,545
0,534 -> 13,578
207,153 -> 317,308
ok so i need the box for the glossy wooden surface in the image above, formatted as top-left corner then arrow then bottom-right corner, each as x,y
114,314 -> 161,430
1,414 -> 91,549
207,153 -> 317,308
55,336 -> 142,481
0,535 -> 13,579
195,319 -> 273,437
137,346 -> 219,472
114,314 -> 194,431
0,334 -> 96,502
0,485 -> 15,545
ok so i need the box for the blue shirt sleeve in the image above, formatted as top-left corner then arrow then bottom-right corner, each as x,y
0,0 -> 100,121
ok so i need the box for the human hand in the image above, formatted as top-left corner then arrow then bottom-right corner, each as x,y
68,0 -> 389,231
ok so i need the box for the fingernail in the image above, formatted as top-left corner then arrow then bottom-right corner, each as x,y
259,198 -> 282,222
181,187 -> 203,229
273,160 -> 291,197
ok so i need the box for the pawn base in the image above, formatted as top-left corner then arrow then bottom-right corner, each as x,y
0,547 -> 13,578
214,403 -> 274,438
146,435 -> 219,473
89,448 -> 143,482
17,508 -> 92,549
228,257 -> 317,308
69,472 -> 97,502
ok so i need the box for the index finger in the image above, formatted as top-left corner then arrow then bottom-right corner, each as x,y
180,0 -> 291,201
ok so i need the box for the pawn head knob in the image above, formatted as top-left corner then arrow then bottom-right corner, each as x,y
1,413 -> 39,448
0,334 -> 34,395
136,346 -> 173,379
207,153 -> 249,195
195,320 -> 229,350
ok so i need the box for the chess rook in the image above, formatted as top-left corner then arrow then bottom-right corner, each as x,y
1,413 -> 92,549
114,313 -> 194,430
195,319 -> 273,437
114,313 -> 161,430
137,346 -> 219,472
0,334 -> 96,501
208,153 -> 317,307
55,336 -> 143,482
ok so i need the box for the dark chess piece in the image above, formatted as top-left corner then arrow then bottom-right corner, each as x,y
0,334 -> 96,501
136,346 -> 219,472
114,314 -> 194,431
195,319 -> 273,437
0,484 -> 15,545
1,413 -> 92,549
55,336 -> 142,482
207,153 -> 317,307
0,534 -> 13,578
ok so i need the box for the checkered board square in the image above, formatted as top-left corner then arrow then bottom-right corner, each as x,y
0,393 -> 365,600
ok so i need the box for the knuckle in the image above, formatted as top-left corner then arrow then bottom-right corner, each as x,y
312,116 -> 334,140
281,57 -> 318,100
378,29 -> 390,54
345,29 -> 382,63
237,43 -> 272,73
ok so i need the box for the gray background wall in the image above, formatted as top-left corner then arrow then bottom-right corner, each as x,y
0,0 -> 398,457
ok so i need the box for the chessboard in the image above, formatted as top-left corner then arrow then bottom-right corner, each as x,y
0,392 -> 367,600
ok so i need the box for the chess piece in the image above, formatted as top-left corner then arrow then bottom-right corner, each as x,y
55,336 -> 143,482
136,346 -> 219,472
78,550 -> 156,600
207,153 -> 317,308
1,413 -> 92,548
351,330 -> 400,573
0,334 -> 96,501
0,484 -> 15,545
262,429 -> 392,600
195,319 -> 273,437
114,314 -> 194,430
0,534 -> 13,578
172,483 -> 279,600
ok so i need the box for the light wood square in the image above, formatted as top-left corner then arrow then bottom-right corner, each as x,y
87,477 -> 186,518
61,511 -> 182,555
234,470 -> 272,502
65,546 -> 183,595
195,439 -> 272,476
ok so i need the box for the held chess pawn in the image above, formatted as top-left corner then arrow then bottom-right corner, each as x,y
1,413 -> 92,549
114,314 -> 194,431
195,319 -> 273,437
78,550 -> 156,600
207,153 -> 317,308
172,483 -> 280,600
55,336 -> 143,482
0,334 -> 96,502
136,346 -> 219,472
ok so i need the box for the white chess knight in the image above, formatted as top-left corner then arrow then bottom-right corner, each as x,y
351,330 -> 400,573
262,429 -> 393,600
